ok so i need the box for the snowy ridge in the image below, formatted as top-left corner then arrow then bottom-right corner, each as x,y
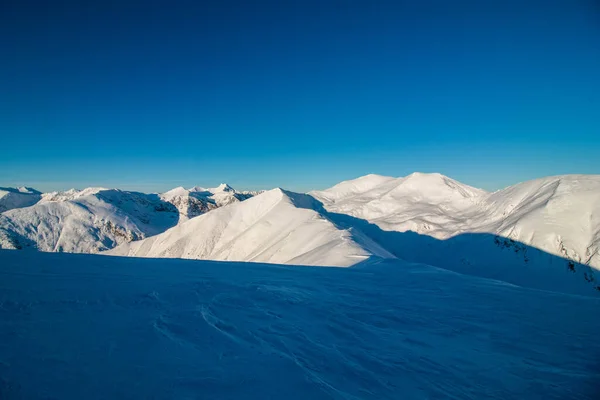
312,172 -> 486,236
0,183 -> 260,253
108,188 -> 393,266
479,175 -> 600,268
40,187 -> 107,203
0,186 -> 41,212
0,189 -> 180,253
102,173 -> 600,294
312,173 -> 600,271
2,173 -> 600,293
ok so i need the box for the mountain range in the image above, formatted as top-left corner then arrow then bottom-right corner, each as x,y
2,173 -> 599,294
312,172 -> 600,268
0,184 -> 257,253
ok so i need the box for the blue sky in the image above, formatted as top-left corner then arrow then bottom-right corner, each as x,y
1,0 -> 599,193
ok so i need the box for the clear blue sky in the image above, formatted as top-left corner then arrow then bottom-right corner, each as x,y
1,0 -> 599,193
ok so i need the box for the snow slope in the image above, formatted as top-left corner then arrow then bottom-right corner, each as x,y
108,188 -> 393,266
159,183 -> 259,221
0,187 -> 41,212
107,183 -> 600,295
312,173 -> 600,270
311,172 -> 488,235
479,175 -> 600,268
1,250 -> 599,399
0,183 -> 260,253
0,189 -> 180,253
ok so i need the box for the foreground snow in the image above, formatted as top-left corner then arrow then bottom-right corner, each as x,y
0,250 -> 598,399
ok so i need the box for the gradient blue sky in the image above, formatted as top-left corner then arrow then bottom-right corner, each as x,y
1,0 -> 599,193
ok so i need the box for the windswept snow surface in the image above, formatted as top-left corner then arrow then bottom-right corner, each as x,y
108,188 -> 393,266
0,250 -> 598,399
0,187 -> 41,212
311,173 -> 600,271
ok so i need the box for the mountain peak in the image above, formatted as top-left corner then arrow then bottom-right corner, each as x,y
161,186 -> 190,199
1,186 -> 40,195
394,172 -> 486,200
309,174 -> 396,202
17,186 -> 41,194
214,183 -> 234,192
404,171 -> 443,179
107,186 -> 391,266
400,172 -> 449,187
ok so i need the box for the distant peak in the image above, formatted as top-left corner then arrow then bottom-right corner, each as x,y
328,173 -> 396,188
362,173 -> 388,178
0,186 -> 41,195
396,172 -> 486,198
162,186 -> 190,197
401,172 -> 453,185
354,173 -> 395,181
214,183 -> 234,192
404,172 -> 444,179
17,186 -> 41,194
265,187 -> 285,195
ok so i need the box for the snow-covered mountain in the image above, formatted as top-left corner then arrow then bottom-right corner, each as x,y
107,188 -> 392,266
40,187 -> 106,203
311,173 -> 600,269
0,183 -> 259,253
0,189 -> 180,252
159,184 -> 260,221
0,186 -> 41,212
106,176 -> 600,295
3,173 -> 599,294
311,172 -> 487,235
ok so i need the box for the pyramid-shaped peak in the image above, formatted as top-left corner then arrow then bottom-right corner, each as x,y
214,183 -> 234,192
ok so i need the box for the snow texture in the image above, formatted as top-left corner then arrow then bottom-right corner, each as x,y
0,250 -> 598,399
